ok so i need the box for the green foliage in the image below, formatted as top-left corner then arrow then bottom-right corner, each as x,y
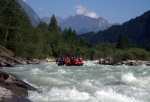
62,27 -> 78,45
127,48 -> 149,60
88,48 -> 97,60
47,15 -> 63,57
112,48 -> 149,63
148,52 -> 150,60
78,10 -> 150,48
112,50 -> 125,63
48,15 -> 59,31
95,43 -> 116,58
0,0 -> 34,55
124,52 -> 136,60
0,0 -> 149,61
116,34 -> 130,50
0,0 -> 51,58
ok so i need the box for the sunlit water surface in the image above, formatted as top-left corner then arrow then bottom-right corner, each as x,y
5,61 -> 150,102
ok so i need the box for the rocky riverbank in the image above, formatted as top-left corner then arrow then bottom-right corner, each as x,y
0,69 -> 40,102
0,45 -> 46,67
0,46 -> 41,101
98,58 -> 150,66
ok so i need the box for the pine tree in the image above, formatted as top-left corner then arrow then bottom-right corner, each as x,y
72,30 -> 78,45
0,0 -> 5,45
116,34 -> 131,50
48,14 -> 59,32
36,22 -> 53,57
0,0 -> 39,58
48,14 -> 62,57
116,34 -> 124,49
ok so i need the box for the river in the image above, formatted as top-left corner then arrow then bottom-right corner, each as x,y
4,61 -> 150,102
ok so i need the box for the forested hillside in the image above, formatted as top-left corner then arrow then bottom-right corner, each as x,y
0,0 -> 149,62
0,0 -> 34,57
79,10 -> 150,48
0,0 -> 92,59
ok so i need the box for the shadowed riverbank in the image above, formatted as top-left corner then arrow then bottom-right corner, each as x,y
0,69 -> 40,102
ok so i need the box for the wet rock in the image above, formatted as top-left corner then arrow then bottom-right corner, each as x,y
0,77 -> 5,84
0,71 -> 9,80
27,59 -> 40,64
98,58 -> 113,65
45,58 -> 55,62
0,70 -> 40,101
98,58 -> 150,66
0,86 -> 31,102
120,60 -> 150,66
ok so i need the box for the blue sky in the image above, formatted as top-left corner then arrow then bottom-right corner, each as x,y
23,0 -> 150,24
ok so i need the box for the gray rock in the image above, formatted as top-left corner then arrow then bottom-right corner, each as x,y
0,70 -> 40,101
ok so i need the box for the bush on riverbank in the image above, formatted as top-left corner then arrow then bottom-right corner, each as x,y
112,48 -> 149,63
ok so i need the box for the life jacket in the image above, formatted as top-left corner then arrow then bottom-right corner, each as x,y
64,58 -> 70,64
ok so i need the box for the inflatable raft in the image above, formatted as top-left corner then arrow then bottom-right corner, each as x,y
56,57 -> 84,66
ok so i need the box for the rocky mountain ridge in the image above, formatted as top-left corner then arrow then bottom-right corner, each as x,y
17,0 -> 117,34
78,10 -> 150,47
42,14 -> 114,34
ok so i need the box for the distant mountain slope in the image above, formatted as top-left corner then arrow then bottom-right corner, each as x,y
59,15 -> 113,34
17,0 -> 42,26
79,10 -> 150,47
42,15 -> 114,34
42,16 -> 63,24
17,0 -> 114,33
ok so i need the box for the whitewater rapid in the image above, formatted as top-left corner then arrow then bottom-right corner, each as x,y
5,61 -> 150,102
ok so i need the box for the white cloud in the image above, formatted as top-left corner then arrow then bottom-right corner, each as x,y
23,0 -> 27,2
75,5 -> 86,15
74,5 -> 98,18
39,7 -> 44,11
86,12 -> 98,18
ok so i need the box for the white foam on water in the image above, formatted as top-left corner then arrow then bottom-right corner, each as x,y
94,88 -> 142,102
142,64 -> 146,68
30,68 -> 43,75
28,91 -> 49,102
6,62 -> 150,102
121,73 -> 150,89
28,87 -> 143,102
44,65 -> 54,70
39,77 -> 70,85
23,78 -> 39,89
82,79 -> 93,86
100,66 -> 112,71
80,79 -> 100,91
14,66 -> 26,70
122,64 -> 129,69
83,79 -> 102,87
121,72 -> 138,85
137,76 -> 150,89
57,68 -> 67,74
28,87 -> 90,102
84,60 -> 97,66
81,79 -> 99,89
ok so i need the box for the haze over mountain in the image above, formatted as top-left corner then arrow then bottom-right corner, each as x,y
17,0 -> 42,26
42,15 -> 115,34
42,16 -> 63,24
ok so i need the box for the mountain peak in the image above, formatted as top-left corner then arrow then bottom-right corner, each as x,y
59,15 -> 112,34
17,0 -> 114,34
42,14 -> 113,34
